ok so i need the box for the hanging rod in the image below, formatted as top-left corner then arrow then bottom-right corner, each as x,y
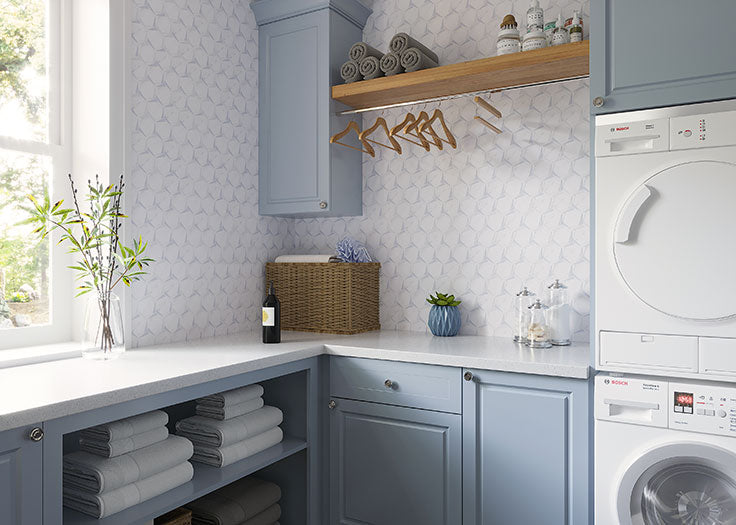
335,74 -> 589,115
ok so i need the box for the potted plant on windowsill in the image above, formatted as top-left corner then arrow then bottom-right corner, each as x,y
24,174 -> 153,360
426,292 -> 462,337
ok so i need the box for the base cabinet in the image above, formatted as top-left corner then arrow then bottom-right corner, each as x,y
0,425 -> 43,525
329,398 -> 462,525
462,370 -> 590,525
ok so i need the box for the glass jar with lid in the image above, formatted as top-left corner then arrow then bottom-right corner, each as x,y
514,287 -> 535,343
547,279 -> 571,345
527,299 -> 552,348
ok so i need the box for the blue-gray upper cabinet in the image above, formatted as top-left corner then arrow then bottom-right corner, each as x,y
251,0 -> 370,217
329,398 -> 462,525
591,0 -> 736,114
0,425 -> 43,525
462,370 -> 590,525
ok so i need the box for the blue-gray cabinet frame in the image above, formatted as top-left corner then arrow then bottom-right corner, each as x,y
590,0 -> 736,114
0,424 -> 43,525
252,0 -> 370,217
462,369 -> 591,525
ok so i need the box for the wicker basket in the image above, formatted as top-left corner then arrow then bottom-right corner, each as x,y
154,507 -> 192,525
265,262 -> 380,335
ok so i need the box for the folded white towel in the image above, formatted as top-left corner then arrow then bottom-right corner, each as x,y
176,406 -> 283,448
196,397 -> 264,421
273,255 -> 341,263
187,477 -> 281,525
63,461 -> 193,518
191,427 -> 283,468
63,435 -> 193,493
80,410 -> 168,442
197,384 -> 264,409
79,426 -> 169,458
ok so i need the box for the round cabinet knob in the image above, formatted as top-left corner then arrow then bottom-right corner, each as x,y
719,409 -> 727,418
328,400 -> 336,410
592,96 -> 605,108
29,427 -> 44,442
384,379 -> 394,389
464,371 -> 474,382
319,201 -> 328,209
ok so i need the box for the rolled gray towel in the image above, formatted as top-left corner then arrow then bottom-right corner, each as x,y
80,410 -> 168,442
176,406 -> 283,447
389,32 -> 439,64
340,60 -> 361,84
63,461 -> 193,518
359,56 -> 383,80
379,52 -> 403,76
198,384 -> 264,409
195,397 -> 264,421
79,426 -> 169,458
187,477 -> 281,525
400,47 -> 439,73
349,41 -> 382,62
191,427 -> 283,468
63,435 -> 193,494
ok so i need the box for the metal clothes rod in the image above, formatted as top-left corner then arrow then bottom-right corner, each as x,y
336,74 -> 589,115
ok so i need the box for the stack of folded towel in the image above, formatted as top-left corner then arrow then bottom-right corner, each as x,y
63,410 -> 194,518
176,384 -> 284,468
186,476 -> 282,525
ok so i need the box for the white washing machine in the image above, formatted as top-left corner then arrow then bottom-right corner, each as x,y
595,99 -> 736,380
596,373 -> 736,525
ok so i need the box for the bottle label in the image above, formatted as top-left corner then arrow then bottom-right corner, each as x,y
262,307 -> 275,327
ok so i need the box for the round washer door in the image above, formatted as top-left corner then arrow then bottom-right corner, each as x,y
613,160 -> 736,320
617,443 -> 736,525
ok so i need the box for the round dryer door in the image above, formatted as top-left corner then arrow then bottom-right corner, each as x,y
618,443 -> 736,525
614,160 -> 736,320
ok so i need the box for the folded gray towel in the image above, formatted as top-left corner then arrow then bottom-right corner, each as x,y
176,406 -> 283,448
400,47 -> 439,73
187,476 -> 281,525
348,41 -> 382,62
196,397 -> 264,421
240,504 -> 281,525
198,385 -> 264,409
63,435 -> 193,493
389,32 -> 439,64
379,52 -> 403,76
80,410 -> 168,442
79,426 -> 169,458
340,60 -> 361,83
191,427 -> 283,468
359,56 -> 383,80
63,461 -> 193,518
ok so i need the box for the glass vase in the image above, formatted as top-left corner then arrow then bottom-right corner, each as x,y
82,292 -> 124,360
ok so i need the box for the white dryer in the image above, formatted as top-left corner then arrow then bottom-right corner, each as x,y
595,99 -> 736,380
595,374 -> 736,525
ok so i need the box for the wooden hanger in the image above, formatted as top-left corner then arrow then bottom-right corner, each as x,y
330,121 -> 375,157
474,115 -> 502,134
390,112 -> 431,152
419,109 -> 457,149
474,96 -> 502,118
405,111 -> 443,150
359,117 -> 402,154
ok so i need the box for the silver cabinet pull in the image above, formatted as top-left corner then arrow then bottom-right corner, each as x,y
319,201 -> 328,209
384,379 -> 393,389
328,400 -> 336,409
29,427 -> 44,442
464,371 -> 474,382
593,96 -> 605,108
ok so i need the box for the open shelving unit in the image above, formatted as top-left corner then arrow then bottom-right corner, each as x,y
331,41 -> 589,113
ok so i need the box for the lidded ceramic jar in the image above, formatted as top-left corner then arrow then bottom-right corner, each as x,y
526,0 -> 544,31
497,14 -> 521,55
522,28 -> 547,51
551,14 -> 570,46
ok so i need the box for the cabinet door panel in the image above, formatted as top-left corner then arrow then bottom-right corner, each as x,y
331,398 -> 461,525
0,425 -> 43,525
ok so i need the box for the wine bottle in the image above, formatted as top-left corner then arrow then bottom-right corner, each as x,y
262,280 -> 281,343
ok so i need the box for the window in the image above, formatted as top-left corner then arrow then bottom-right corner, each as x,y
0,0 -> 71,348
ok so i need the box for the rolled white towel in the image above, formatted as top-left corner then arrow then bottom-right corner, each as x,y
273,255 -> 341,263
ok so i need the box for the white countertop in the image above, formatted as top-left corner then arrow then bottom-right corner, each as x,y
0,330 -> 590,432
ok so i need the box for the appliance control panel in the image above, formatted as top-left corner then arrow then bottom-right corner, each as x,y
670,110 -> 736,150
670,381 -> 736,437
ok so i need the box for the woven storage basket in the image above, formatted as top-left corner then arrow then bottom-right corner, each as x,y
265,262 -> 380,335
154,507 -> 192,525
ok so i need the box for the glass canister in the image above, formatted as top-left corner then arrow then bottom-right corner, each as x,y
514,287 -> 535,343
527,299 -> 552,348
547,279 -> 571,345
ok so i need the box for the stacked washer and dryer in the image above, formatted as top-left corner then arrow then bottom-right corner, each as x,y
594,99 -> 736,525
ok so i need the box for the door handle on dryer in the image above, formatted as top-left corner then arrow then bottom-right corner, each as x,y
603,398 -> 659,410
615,185 -> 653,244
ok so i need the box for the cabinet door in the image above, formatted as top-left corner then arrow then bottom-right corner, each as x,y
462,370 -> 590,525
0,425 -> 43,525
258,11 -> 329,216
591,0 -> 736,114
330,398 -> 461,525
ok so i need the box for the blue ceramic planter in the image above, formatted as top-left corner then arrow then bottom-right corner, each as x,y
428,305 -> 461,336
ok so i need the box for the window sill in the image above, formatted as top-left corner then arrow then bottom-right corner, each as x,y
0,341 -> 83,369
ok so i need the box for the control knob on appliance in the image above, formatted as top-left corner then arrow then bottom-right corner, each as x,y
718,409 -> 727,418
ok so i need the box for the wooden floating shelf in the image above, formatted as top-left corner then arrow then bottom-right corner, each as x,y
332,41 -> 589,111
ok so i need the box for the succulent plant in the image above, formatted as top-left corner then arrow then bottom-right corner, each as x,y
426,292 -> 461,307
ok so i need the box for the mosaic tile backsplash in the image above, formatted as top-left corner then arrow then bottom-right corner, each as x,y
129,0 -> 591,346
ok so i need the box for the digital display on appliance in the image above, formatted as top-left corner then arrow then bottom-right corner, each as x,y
674,392 -> 694,413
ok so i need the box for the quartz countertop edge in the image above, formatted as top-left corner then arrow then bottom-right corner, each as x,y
0,330 -> 590,432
